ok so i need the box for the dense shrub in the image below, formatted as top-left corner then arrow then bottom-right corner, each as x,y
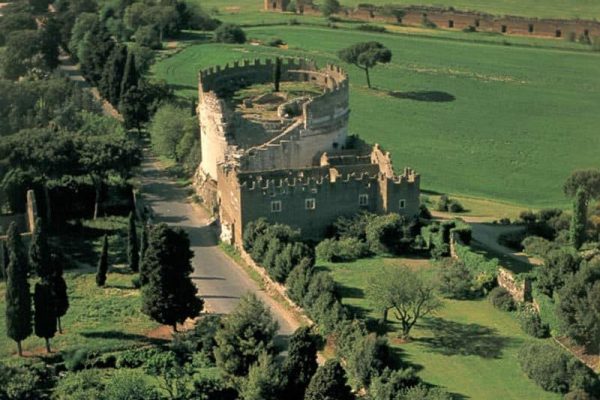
53,369 -> 104,400
316,237 -> 369,262
266,37 -> 285,46
64,347 -> 94,371
192,376 -> 238,400
332,212 -> 373,241
447,200 -> 464,212
437,259 -> 474,299
488,287 -> 515,311
286,257 -> 314,305
521,236 -> 554,257
356,24 -> 386,32
366,214 -> 410,255
0,362 -> 56,400
436,195 -> 464,212
517,308 -> 549,338
116,347 -> 163,369
214,23 -> 246,43
518,342 -> 600,395
498,230 -> 525,251
171,314 -> 221,365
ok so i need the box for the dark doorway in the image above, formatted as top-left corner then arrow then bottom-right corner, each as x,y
474,19 -> 480,27
501,25 -> 507,33
448,20 -> 454,28
528,24 -> 534,33
555,29 -> 562,37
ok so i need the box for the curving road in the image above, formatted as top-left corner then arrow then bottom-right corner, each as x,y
140,154 -> 299,337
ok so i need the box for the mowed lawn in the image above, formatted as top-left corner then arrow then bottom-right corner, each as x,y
321,257 -> 561,400
199,0 -> 600,20
0,268 -> 160,360
152,25 -> 600,208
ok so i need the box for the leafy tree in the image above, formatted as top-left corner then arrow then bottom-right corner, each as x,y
141,224 -> 203,331
437,259 -> 474,299
1,30 -> 45,80
286,257 -> 314,305
0,12 -> 37,46
345,333 -> 391,390
536,248 -> 581,297
338,41 -> 392,88
99,45 -> 128,106
134,25 -> 162,49
5,222 -> 32,356
214,23 -> 246,43
304,359 -> 354,400
240,351 -> 285,400
365,213 -> 408,255
367,266 -> 441,339
214,293 -> 278,378
145,351 -> 193,399
96,235 -> 109,287
29,218 -> 51,280
34,282 -> 57,353
570,187 -> 587,249
104,369 -> 161,400
283,326 -> 319,400
120,51 -> 140,101
149,103 -> 195,161
321,0 -> 341,16
68,13 -> 98,59
369,367 -> 420,400
127,212 -> 139,272
50,252 -> 69,334
39,17 -> 61,70
564,169 -> 600,199
79,20 -> 115,84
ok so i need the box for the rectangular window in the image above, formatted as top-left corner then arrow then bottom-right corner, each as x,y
271,200 -> 282,213
359,194 -> 369,206
305,198 -> 316,210
399,199 -> 406,209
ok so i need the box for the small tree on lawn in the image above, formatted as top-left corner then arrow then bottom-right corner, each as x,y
304,359 -> 354,400
214,293 -> 278,378
127,212 -> 139,272
570,187 -> 587,249
96,235 -> 109,287
141,224 -> 203,332
338,42 -> 392,89
50,252 -> 69,334
367,266 -> 441,339
283,326 -> 319,400
321,0 -> 341,17
34,282 -> 57,353
5,222 -> 32,356
29,218 -> 51,280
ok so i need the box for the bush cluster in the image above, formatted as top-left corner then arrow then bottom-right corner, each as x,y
215,23 -> 246,43
356,24 -> 387,32
316,237 -> 370,262
421,220 -> 471,259
488,287 -> 515,311
517,308 -> 549,338
437,259 -> 475,299
435,195 -> 464,213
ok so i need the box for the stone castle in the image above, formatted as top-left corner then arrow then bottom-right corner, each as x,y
195,58 -> 420,244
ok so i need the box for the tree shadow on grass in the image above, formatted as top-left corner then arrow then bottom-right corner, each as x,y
388,90 -> 456,102
80,330 -> 168,345
416,317 -> 514,358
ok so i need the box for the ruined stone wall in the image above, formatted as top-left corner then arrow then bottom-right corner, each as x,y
497,267 -> 532,302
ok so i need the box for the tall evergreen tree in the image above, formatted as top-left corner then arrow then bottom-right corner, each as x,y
304,360 -> 354,400
283,326 -> 319,400
570,187 -> 587,249
240,351 -> 285,400
50,252 -> 69,334
140,223 -> 149,264
29,217 -> 51,280
79,21 -> 115,85
120,52 -> 140,101
96,235 -> 109,287
5,222 -> 32,356
127,212 -> 139,272
141,224 -> 203,331
99,45 -> 128,106
0,241 -> 7,281
34,282 -> 57,353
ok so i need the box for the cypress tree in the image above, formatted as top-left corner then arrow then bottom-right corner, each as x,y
79,21 -> 115,85
570,187 -> 587,249
34,282 -> 57,353
120,52 -> 140,101
140,223 -> 149,262
29,218 -> 51,280
273,57 -> 282,92
283,326 -> 319,400
50,252 -> 69,334
100,45 -> 128,106
127,212 -> 139,272
304,360 -> 354,400
0,240 -> 7,281
96,235 -> 109,287
141,224 -> 203,332
5,222 -> 32,357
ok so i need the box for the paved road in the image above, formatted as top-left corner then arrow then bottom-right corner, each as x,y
140,155 -> 299,337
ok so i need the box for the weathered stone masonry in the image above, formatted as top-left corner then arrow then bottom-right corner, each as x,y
195,58 -> 420,244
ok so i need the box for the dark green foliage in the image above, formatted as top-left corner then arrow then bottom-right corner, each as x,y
243,219 -> 270,251
436,195 -> 464,213
402,384 -> 452,400
316,237 -> 370,262
39,17 -> 62,70
134,25 -> 162,49
214,293 -> 278,378
141,224 -> 203,330
564,169 -> 600,199
34,282 -> 57,352
303,272 -> 346,334
96,235 -> 109,287
522,236 -> 554,257
436,195 -> 449,211
0,12 -> 37,46
172,314 -> 221,364
488,287 -> 515,311
99,45 -> 128,106
0,361 -> 57,399
127,212 -> 139,272
365,213 -> 407,255
321,0 -> 341,16
120,52 -> 140,101
338,41 -> 392,88
1,30 -> 51,80
140,223 -> 149,261
556,260 -> 600,349
144,351 -> 193,399
437,259 -> 474,299
570,188 -> 587,249
215,23 -> 246,43
119,85 -> 147,130
536,248 -> 581,297
518,342 -> 600,395
283,326 -> 319,400
304,359 -> 354,400
286,257 -> 314,305
356,24 -> 387,32
332,212 -> 373,241
345,333 -> 392,390
192,377 -> 238,400
29,218 -> 51,280
116,347 -> 163,369
517,308 -> 549,338
519,208 -> 569,240
273,57 -> 282,92
50,252 -> 69,333
5,222 -> 32,356
79,21 -> 115,85
103,369 -> 161,400
369,367 -> 421,399
0,241 -> 7,280
240,351 -> 285,400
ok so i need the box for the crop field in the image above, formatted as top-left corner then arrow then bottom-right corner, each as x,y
199,0 -> 600,21
321,257 -> 562,400
152,25 -> 600,208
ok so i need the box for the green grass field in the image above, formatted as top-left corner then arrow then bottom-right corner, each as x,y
321,257 -> 561,399
152,25 -> 600,208
200,0 -> 600,21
